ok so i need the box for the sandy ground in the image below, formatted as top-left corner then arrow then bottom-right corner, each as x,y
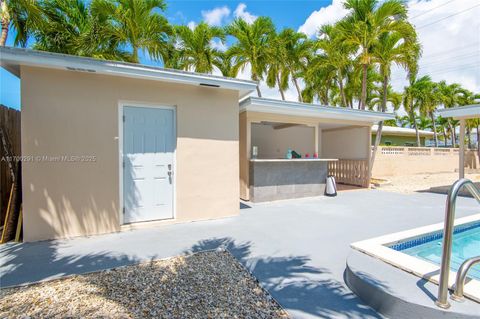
374,172 -> 480,194
0,251 -> 288,319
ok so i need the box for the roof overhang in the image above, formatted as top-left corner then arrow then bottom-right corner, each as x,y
240,97 -> 394,123
0,46 -> 257,98
437,104 -> 480,119
371,125 -> 434,137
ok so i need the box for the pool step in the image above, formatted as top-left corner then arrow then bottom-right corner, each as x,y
345,249 -> 480,319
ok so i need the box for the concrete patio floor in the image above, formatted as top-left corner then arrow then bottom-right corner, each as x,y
1,190 -> 479,319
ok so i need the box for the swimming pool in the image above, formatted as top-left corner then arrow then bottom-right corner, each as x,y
390,222 -> 480,280
351,214 -> 480,303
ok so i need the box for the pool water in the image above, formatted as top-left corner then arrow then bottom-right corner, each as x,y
394,224 -> 480,280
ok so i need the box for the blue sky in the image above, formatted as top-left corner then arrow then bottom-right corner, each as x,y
1,0 -> 479,109
0,0 -> 328,109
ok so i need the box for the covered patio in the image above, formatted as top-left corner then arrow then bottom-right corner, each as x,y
239,98 -> 394,202
438,104 -> 480,178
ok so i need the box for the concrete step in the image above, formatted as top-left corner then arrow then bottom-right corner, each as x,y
345,249 -> 480,319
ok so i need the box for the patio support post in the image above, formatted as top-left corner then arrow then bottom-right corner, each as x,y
459,119 -> 465,179
314,124 -> 319,155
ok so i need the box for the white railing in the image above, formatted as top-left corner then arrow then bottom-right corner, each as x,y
375,146 -> 476,157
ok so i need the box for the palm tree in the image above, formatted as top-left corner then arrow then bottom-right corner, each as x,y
216,52 -> 234,77
458,90 -> 480,150
438,81 -> 464,147
33,0 -> 130,61
315,24 -> 354,107
436,116 -> 450,147
370,26 -> 419,169
403,75 -> 432,147
467,118 -> 480,158
174,22 -> 225,74
0,0 -> 42,46
417,79 -> 440,147
398,115 -> 413,128
417,116 -> 432,131
302,62 -> 336,105
266,30 -> 289,100
226,17 -> 275,97
91,0 -> 172,63
338,0 -> 409,110
162,37 -> 182,69
368,85 -> 402,112
280,28 -> 312,102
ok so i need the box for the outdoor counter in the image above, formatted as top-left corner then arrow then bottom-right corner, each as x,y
249,158 -> 338,202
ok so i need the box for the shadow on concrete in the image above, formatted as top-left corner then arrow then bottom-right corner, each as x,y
185,237 -> 381,319
416,182 -> 480,198
416,278 -> 437,302
240,202 -> 252,209
0,240 -> 140,288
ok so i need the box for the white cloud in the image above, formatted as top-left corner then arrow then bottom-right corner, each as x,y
187,21 -> 196,30
201,6 -> 231,26
210,39 -> 227,52
234,3 -> 257,24
298,0 -> 349,38
391,0 -> 480,94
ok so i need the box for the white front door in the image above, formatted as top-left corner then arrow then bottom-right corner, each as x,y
123,106 -> 175,223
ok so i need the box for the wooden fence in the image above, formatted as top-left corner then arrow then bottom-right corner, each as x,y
328,159 -> 370,188
0,105 -> 21,226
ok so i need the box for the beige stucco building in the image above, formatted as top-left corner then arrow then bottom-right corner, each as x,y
1,47 -> 257,241
1,47 -> 394,242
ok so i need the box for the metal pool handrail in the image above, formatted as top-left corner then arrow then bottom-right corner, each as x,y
436,178 -> 480,309
451,256 -> 480,301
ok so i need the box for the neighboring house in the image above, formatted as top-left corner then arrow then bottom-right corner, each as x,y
371,125 -> 434,146
1,47 -> 392,242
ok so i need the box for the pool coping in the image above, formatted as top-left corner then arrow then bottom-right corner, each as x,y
351,213 -> 480,303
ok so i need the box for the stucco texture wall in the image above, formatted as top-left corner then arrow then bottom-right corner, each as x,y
21,66 -> 240,241
251,124 -> 316,159
372,147 -> 479,176
322,127 -> 370,159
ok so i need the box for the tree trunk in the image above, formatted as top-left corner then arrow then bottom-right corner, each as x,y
448,122 -> 454,147
467,127 -> 472,149
452,123 -> 457,147
360,64 -> 367,110
0,20 -> 9,47
443,128 -> 448,147
370,75 -> 388,171
256,85 -> 262,98
339,78 -> 347,107
292,76 -> 303,102
323,87 -> 329,105
477,125 -> 479,160
276,74 -> 285,100
410,109 -> 421,147
430,112 -> 438,147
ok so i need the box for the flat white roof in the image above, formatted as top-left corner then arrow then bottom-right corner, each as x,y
437,104 -> 480,119
240,97 -> 394,123
0,46 -> 257,98
372,125 -> 434,137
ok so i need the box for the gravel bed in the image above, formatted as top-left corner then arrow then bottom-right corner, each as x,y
0,251 -> 289,319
